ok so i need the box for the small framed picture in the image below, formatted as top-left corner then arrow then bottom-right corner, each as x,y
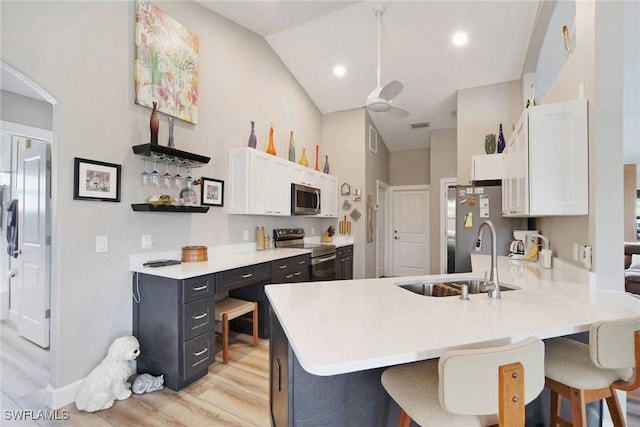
201,177 -> 224,207
341,182 -> 351,196
73,157 -> 121,202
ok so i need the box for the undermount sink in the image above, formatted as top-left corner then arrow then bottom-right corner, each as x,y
395,278 -> 517,297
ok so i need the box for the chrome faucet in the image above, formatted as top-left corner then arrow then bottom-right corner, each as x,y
474,220 -> 500,299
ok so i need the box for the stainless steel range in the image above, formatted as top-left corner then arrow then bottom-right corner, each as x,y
273,228 -> 336,281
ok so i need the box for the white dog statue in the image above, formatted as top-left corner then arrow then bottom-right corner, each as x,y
75,335 -> 140,412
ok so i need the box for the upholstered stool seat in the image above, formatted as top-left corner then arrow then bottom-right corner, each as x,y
544,316 -> 640,427
214,297 -> 258,364
381,337 -> 545,427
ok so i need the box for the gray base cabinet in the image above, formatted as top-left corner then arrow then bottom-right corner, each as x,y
133,273 -> 216,391
336,245 -> 353,280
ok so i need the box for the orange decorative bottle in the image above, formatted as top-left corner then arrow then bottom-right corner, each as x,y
266,123 -> 276,156
314,145 -> 320,171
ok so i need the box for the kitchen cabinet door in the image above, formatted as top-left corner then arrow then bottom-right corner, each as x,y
228,148 -> 291,216
315,174 -> 338,218
502,99 -> 587,217
290,163 -> 316,187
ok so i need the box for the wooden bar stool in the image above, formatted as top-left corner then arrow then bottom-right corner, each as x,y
544,316 -> 640,427
214,297 -> 258,364
381,337 -> 544,426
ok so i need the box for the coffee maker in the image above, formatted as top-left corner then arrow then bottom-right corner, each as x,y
509,230 -> 537,259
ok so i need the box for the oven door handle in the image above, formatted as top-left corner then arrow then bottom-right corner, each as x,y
311,254 -> 336,265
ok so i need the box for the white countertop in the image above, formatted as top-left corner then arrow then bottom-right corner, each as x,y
130,247 -> 311,280
265,255 -> 640,376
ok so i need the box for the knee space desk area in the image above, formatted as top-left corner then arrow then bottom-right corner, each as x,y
265,255 -> 640,427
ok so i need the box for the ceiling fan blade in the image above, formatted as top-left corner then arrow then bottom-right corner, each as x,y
386,103 -> 410,118
379,80 -> 404,101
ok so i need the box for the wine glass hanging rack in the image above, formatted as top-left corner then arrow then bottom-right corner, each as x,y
132,143 -> 210,167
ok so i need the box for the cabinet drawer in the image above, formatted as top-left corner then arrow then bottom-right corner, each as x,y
216,262 -> 271,294
271,255 -> 309,276
273,269 -> 308,284
183,298 -> 214,341
182,332 -> 215,380
183,275 -> 215,303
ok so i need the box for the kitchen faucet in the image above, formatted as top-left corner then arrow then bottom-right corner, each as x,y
474,220 -> 500,299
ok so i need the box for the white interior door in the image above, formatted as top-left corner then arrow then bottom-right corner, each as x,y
392,187 -> 429,277
376,180 -> 389,278
13,138 -> 50,348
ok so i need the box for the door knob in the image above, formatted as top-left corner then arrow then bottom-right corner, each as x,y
394,236 -> 399,240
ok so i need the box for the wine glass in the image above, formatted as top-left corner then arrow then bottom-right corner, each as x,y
139,158 -> 150,186
173,163 -> 183,189
162,161 -> 173,188
150,156 -> 161,187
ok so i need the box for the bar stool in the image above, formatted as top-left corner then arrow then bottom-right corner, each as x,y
214,297 -> 258,364
381,337 -> 544,427
544,316 -> 640,427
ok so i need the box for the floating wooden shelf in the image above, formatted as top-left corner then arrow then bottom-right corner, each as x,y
131,204 -> 209,213
132,143 -> 210,166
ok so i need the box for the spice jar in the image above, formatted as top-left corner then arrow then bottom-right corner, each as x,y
264,234 -> 271,250
256,226 -> 265,251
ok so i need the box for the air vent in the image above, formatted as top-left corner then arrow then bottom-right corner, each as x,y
410,122 -> 430,129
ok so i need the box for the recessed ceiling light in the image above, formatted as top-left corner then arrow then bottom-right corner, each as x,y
452,32 -> 468,47
333,65 -> 346,77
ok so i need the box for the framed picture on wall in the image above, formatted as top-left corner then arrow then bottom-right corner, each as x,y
201,177 -> 224,207
369,125 -> 378,154
73,158 -> 121,202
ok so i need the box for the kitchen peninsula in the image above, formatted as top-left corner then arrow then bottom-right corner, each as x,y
265,255 -> 640,426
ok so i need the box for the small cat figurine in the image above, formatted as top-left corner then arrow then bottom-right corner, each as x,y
132,374 -> 164,394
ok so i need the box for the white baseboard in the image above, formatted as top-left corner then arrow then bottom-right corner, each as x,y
45,379 -> 83,409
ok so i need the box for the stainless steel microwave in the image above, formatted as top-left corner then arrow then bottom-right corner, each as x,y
291,183 -> 321,215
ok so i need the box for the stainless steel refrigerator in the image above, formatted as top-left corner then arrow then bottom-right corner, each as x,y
446,184 -> 527,273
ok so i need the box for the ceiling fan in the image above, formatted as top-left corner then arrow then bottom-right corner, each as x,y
365,6 -> 409,118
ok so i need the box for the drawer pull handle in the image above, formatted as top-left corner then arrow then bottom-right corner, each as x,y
285,274 -> 294,279
278,265 -> 288,269
193,347 -> 208,357
192,312 -> 208,320
298,260 -> 306,265
192,285 -> 208,291
241,273 -> 253,279
192,357 -> 209,368
276,358 -> 282,392
293,272 -> 301,276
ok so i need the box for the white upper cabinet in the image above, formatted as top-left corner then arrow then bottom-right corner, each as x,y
228,148 -> 338,217
502,99 -> 588,217
228,148 -> 291,216
471,153 -> 505,181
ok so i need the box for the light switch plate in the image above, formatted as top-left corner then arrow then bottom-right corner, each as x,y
96,235 -> 108,253
141,235 -> 152,250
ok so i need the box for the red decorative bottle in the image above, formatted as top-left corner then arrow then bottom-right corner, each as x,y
150,101 -> 159,145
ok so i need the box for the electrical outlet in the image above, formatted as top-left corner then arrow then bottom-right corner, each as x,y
96,235 -> 108,253
311,227 -> 316,235
243,230 -> 249,241
582,245 -> 592,269
141,235 -> 152,249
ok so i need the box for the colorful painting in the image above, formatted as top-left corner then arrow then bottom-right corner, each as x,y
135,0 -> 199,124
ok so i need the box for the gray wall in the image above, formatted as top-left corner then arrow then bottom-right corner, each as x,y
429,128 -> 457,273
389,148 -> 429,186
456,80 -> 523,184
364,112 -> 389,279
1,90 -> 53,130
1,0 -> 329,389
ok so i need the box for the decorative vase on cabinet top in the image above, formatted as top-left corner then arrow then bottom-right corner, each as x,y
150,101 -> 159,145
299,148 -> 309,167
266,124 -> 276,156
288,131 -> 296,162
248,121 -> 257,149
323,155 -> 330,174
497,124 -> 505,154
484,134 -> 496,154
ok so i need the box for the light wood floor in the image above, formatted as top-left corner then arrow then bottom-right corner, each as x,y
2,332 -> 270,427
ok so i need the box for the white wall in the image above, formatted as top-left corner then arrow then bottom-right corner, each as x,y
1,90 -> 53,130
1,0 -> 327,390
623,0 -> 640,187
456,80 -> 522,184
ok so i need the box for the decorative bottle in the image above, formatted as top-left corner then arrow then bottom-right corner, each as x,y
150,101 -> 159,145
299,148 -> 309,167
323,155 -> 330,174
247,121 -> 257,149
288,131 -> 296,162
167,117 -> 175,147
314,145 -> 320,171
266,123 -> 276,155
497,124 -> 506,153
